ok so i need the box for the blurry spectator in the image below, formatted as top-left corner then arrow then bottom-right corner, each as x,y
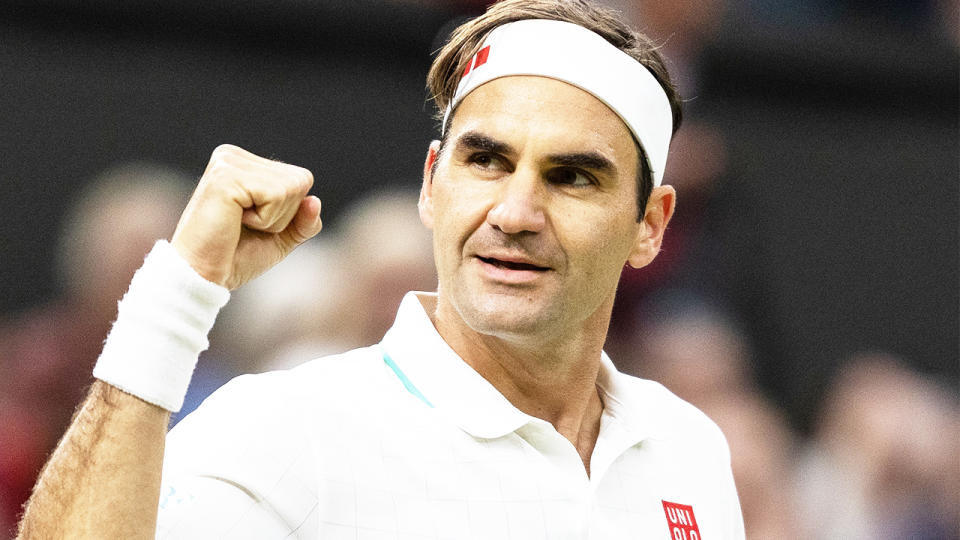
0,398 -> 44,537
796,353 -> 959,540
617,290 -> 752,405
207,236 -> 355,373
620,290 -> 804,538
336,188 -> 436,346
0,163 -> 191,532
708,393 -> 803,539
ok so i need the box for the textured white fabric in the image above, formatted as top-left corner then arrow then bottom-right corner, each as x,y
443,19 -> 674,186
93,240 -> 230,412
157,292 -> 744,539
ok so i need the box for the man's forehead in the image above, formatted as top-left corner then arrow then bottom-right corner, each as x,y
447,76 -> 637,165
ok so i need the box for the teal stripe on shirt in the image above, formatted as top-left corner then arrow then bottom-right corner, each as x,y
381,346 -> 433,408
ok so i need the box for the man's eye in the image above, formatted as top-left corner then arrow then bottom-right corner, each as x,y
472,154 -> 491,166
547,168 -> 594,187
469,152 -> 504,171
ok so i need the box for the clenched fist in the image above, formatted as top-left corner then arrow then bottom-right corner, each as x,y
171,144 -> 323,290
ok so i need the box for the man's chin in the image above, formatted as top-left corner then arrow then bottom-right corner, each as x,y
458,291 -> 559,339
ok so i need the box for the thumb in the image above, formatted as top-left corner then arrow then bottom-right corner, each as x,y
278,196 -> 323,253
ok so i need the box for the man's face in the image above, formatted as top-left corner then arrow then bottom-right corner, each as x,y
420,76 -> 652,343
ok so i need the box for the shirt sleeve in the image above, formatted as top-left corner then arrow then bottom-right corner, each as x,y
156,372 -> 318,539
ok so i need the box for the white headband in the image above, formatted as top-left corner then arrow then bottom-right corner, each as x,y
443,19 -> 674,186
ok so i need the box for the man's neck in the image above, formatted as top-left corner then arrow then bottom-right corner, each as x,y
422,294 -> 612,475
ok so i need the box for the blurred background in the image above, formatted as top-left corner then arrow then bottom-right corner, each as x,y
0,0 -> 956,538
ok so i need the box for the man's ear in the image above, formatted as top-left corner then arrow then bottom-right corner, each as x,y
627,185 -> 676,269
418,140 -> 442,230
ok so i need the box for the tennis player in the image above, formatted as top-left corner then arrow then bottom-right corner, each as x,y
18,1 -> 744,538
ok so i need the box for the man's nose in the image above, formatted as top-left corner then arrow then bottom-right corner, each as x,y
486,167 -> 546,234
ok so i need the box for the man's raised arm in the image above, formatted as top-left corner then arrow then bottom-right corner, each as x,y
16,144 -> 323,539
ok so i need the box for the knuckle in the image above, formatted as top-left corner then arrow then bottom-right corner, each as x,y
300,175 -> 314,193
208,159 -> 230,173
284,181 -> 304,199
284,164 -> 313,188
278,169 -> 312,195
212,143 -> 239,157
202,161 -> 232,184
298,167 -> 314,185
207,146 -> 241,175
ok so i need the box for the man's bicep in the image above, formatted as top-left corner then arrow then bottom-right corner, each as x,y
157,475 -> 309,539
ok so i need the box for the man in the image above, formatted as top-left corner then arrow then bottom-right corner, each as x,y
18,1 -> 744,538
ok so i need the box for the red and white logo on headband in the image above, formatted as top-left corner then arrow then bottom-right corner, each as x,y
462,45 -> 491,77
662,500 -> 702,539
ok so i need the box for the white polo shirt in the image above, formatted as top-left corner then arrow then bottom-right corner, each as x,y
157,292 -> 744,539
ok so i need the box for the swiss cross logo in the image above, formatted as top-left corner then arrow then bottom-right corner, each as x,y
662,500 -> 702,540
462,45 -> 491,76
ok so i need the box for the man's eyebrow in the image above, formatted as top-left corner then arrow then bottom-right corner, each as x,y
453,131 -> 618,175
548,151 -> 618,175
454,131 -> 515,155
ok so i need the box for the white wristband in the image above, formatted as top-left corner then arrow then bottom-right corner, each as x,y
93,240 -> 230,411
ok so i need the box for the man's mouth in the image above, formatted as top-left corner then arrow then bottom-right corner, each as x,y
477,256 -> 549,272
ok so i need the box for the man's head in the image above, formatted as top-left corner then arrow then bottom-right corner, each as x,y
427,0 -> 684,218
418,0 -> 681,345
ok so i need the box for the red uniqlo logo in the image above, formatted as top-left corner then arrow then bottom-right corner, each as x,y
474,45 -> 490,67
462,45 -> 491,76
662,501 -> 702,540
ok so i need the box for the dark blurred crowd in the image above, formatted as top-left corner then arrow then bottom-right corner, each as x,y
1,0 -> 956,538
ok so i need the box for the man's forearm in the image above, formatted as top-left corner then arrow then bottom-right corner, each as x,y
17,381 -> 170,539
16,145 -> 319,538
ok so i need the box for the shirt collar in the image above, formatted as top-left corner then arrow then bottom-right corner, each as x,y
380,292 -> 531,439
380,291 -> 664,444
596,353 -> 666,443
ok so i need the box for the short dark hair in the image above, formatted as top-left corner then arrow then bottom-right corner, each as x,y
426,0 -> 683,219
